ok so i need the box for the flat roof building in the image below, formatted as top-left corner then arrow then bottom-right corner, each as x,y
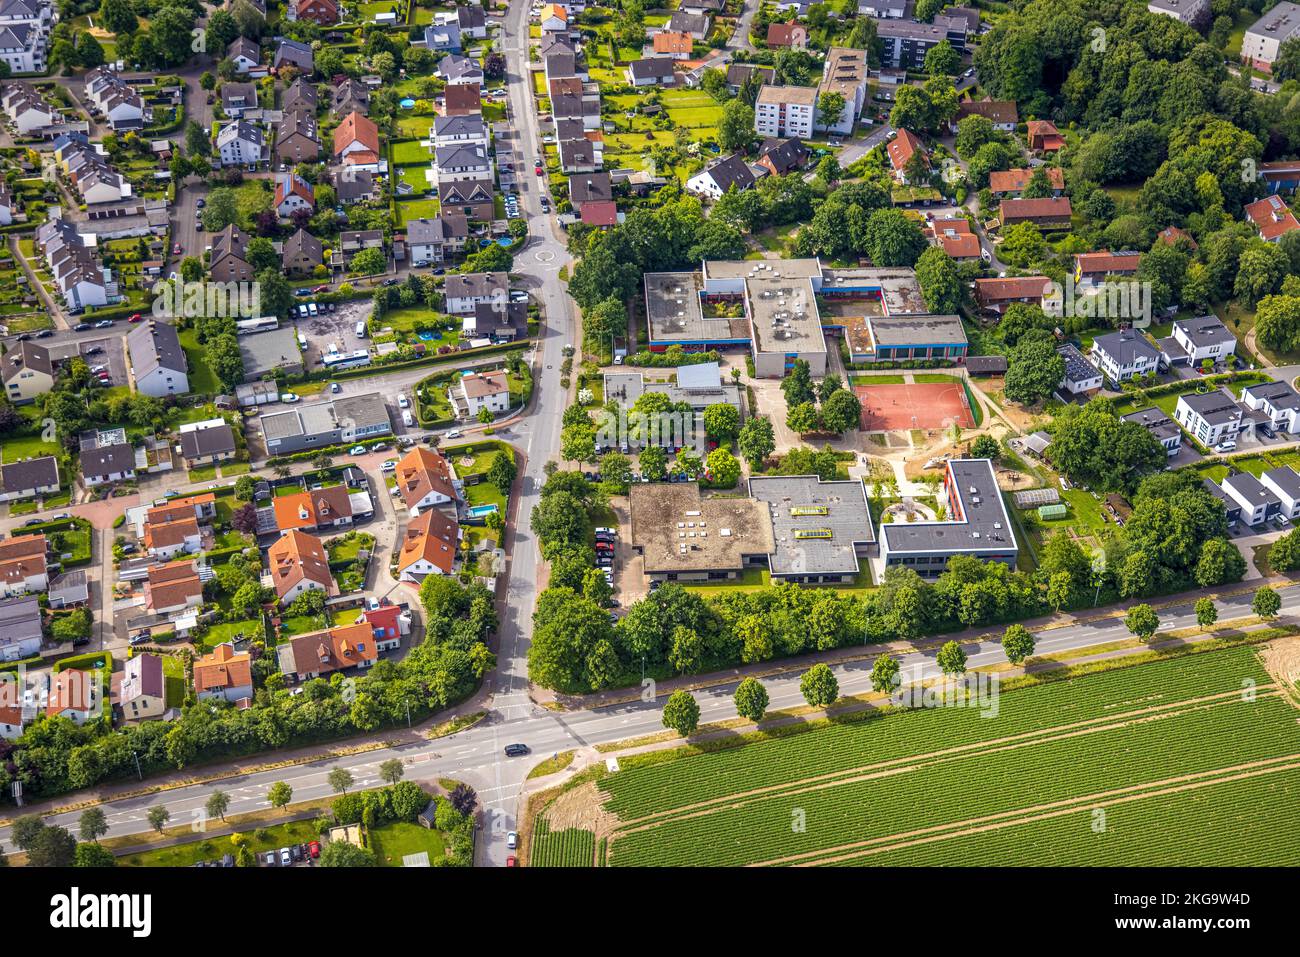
748,476 -> 874,583
628,482 -> 773,582
877,458 -> 1018,578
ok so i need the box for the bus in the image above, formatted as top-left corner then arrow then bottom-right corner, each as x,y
322,350 -> 371,371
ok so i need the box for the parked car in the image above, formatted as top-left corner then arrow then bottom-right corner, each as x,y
313,284 -> 330,293
36,329 -> 53,338
280,393 -> 299,403
128,313 -> 144,322
196,198 -> 206,208
172,243 -> 182,254
398,394 -> 409,409
331,382 -> 342,393
507,855 -> 517,867
263,851 -> 278,867
95,319 -> 114,328
279,847 -> 292,866
290,844 -> 304,862
382,459 -> 397,473
308,841 -> 321,859
348,445 -> 366,455
74,322 -> 92,331
504,743 -> 530,756
506,831 -> 518,849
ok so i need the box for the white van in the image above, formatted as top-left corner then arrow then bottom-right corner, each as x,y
402,410 -> 414,427
355,322 -> 367,337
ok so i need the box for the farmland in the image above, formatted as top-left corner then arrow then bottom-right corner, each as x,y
528,645 -> 1300,866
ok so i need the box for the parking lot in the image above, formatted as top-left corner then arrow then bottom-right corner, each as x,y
296,299 -> 372,369
47,334 -> 130,388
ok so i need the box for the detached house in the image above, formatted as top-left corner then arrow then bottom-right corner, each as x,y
0,534 -> 47,599
987,166 -> 1064,196
144,559 -> 203,615
282,227 -> 324,275
1091,330 -> 1160,384
1,340 -> 53,404
275,108 -> 320,163
397,508 -> 460,582
394,446 -> 458,514
453,369 -> 510,418
273,171 -> 316,217
142,501 -> 202,560
627,57 -> 676,87
1027,119 -> 1065,152
120,653 -> 167,721
216,119 -> 265,167
127,320 -> 189,397
439,177 -> 495,220
226,36 -> 261,73
209,223 -> 254,283
272,485 -> 355,533
686,153 -> 755,201
332,110 -> 381,168
767,21 -> 808,48
407,215 -> 469,266
1159,315 -> 1236,369
193,643 -> 254,704
0,457 -> 58,503
277,621 -> 378,682
177,420 -> 237,467
444,271 -> 508,315
47,669 -> 99,725
886,128 -> 928,184
273,38 -> 314,73
998,196 -> 1072,229
267,529 -> 337,606
1245,195 -> 1300,243
221,81 -> 258,118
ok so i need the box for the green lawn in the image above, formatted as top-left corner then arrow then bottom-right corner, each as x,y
119,819 -> 320,867
177,327 -> 221,394
189,466 -> 218,483
279,614 -> 329,637
162,654 -> 186,707
369,820 -> 447,866
1,433 -> 60,462
199,618 -> 263,651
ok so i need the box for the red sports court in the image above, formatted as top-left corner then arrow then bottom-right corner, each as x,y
855,381 -> 976,432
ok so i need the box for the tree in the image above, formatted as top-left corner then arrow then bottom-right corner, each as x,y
870,653 -> 901,694
232,503 -> 259,536
1194,537 -> 1246,587
27,825 -> 77,867
936,640 -> 968,675
146,805 -> 170,835
639,444 -> 667,481
74,842 -> 117,867
206,790 -> 231,822
234,475 -> 256,501
782,359 -> 815,407
787,401 -> 820,435
320,842 -> 375,867
328,767 -> 355,794
703,403 -> 740,445
737,416 -> 775,469
1253,295 -> 1300,354
999,222 -> 1046,267
800,663 -> 839,708
1194,597 -> 1217,632
915,246 -> 962,313
487,451 -> 517,496
267,781 -> 293,811
661,690 -> 700,737
1268,528 -> 1300,571
733,677 -> 769,721
705,447 -> 740,488
100,0 -> 138,35
970,435 -> 999,460
79,808 -> 109,843
718,100 -> 755,153
207,334 -> 245,391
924,38 -> 959,76
201,188 -> 239,231
1125,603 -> 1159,642
350,247 -> 386,276
1004,334 -> 1065,406
820,389 -> 862,434
1001,624 -> 1036,665
817,90 -> 846,129
1253,586 -> 1281,620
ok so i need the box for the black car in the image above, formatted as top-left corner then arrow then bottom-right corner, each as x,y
85,345 -> 104,355
36,329 -> 54,338
290,844 -> 304,862
383,278 -> 399,286
74,322 -> 92,331
504,743 -> 530,757
16,333 -> 31,341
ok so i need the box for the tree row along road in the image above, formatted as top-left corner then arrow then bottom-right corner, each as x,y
0,579 -> 1287,853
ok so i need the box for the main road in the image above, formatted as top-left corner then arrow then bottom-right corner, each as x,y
1,574 -> 1289,860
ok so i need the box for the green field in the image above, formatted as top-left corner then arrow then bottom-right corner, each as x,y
530,820 -> 596,867
369,820 -> 447,866
528,646 -> 1300,866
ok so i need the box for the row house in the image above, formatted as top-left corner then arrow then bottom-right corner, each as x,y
1,82 -> 55,134
84,67 -> 149,131
34,216 -> 108,311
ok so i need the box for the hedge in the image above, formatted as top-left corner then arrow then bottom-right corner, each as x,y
53,651 -> 114,673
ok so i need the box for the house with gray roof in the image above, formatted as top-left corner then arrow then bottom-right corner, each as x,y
0,595 -> 42,661
127,321 -> 189,398
0,456 -> 59,502
1120,407 -> 1182,457
273,38 -> 314,72
437,53 -> 483,86
406,215 -> 469,265
1090,330 -> 1160,384
1174,389 -> 1247,448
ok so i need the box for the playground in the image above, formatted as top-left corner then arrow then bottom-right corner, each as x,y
855,380 -> 976,432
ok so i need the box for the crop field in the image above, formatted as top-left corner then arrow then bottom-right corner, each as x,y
528,645 -> 1300,866
529,820 -> 597,867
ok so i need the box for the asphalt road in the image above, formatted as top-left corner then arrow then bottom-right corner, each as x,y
3,577 -> 1288,858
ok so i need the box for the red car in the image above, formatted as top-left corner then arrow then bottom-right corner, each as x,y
506,856 -> 517,867
307,841 -> 320,859
313,284 -> 330,293
128,313 -> 143,323
172,243 -> 182,254
534,166 -> 544,176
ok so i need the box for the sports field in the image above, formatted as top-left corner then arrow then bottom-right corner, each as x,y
528,643 -> 1300,866
856,380 -> 975,431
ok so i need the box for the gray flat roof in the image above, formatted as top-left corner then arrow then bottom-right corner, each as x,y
1174,315 -> 1235,349
1178,389 -> 1243,426
819,267 -> 926,315
748,272 -> 825,356
644,271 -> 749,344
748,475 -> 874,576
868,314 -> 966,348
239,326 -> 301,378
1263,466 -> 1300,500
881,458 -> 1018,555
1120,407 -> 1181,443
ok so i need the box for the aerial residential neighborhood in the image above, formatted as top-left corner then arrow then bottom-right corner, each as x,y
0,0 -> 1294,906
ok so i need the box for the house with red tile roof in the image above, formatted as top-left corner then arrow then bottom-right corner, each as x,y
273,485 -> 354,532
767,22 -> 808,48
333,111 -> 380,167
927,218 -> 981,261
973,276 -> 1052,313
1245,195 -> 1300,243
267,529 -> 337,606
1027,119 -> 1065,152
145,559 -> 203,615
0,534 -> 47,598
276,621 -> 377,681
397,509 -> 460,582
47,668 -> 100,724
886,129 -> 927,184
293,0 -> 338,25
1074,250 -> 1142,284
987,166 -> 1064,196
394,446 -> 458,514
357,603 -> 410,652
193,643 -> 254,703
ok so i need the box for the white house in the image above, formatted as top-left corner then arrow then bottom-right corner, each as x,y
1,83 -> 55,134
1220,471 -> 1280,528
216,120 -> 265,168
1090,330 -> 1160,384
444,271 -> 508,315
1174,389 -> 1245,448
1240,380 -> 1300,434
685,154 -> 755,201
452,369 -> 510,418
396,508 -> 459,582
0,456 -> 59,502
127,320 -> 190,398
1056,343 -> 1103,396
1162,315 -> 1237,369
1261,466 -> 1300,519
